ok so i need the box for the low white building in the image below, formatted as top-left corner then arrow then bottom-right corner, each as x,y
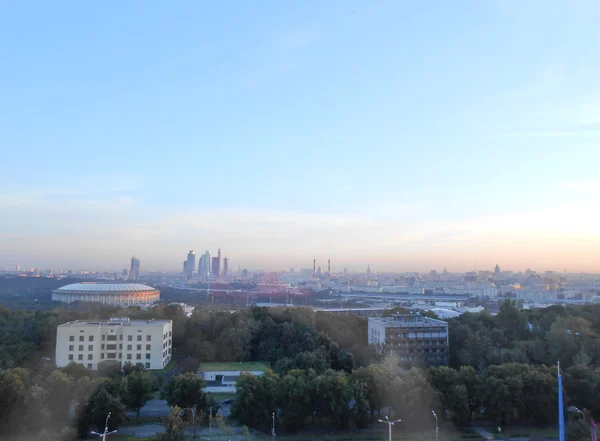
56,317 -> 173,371
198,362 -> 267,386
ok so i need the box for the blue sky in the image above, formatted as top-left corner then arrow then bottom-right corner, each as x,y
2,1 -> 600,272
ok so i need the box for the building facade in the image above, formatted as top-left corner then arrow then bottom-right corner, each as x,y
368,314 -> 449,366
56,317 -> 173,370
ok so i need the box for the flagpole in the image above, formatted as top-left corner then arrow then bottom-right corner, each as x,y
558,362 -> 565,441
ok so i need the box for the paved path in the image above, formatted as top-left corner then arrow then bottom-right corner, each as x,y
119,424 -> 237,438
474,427 -> 496,440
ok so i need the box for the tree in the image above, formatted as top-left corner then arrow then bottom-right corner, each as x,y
313,369 -> 351,429
567,418 -> 590,441
349,371 -> 371,429
277,370 -> 312,432
77,387 -> 126,437
158,406 -> 185,441
0,368 -> 28,432
231,371 -> 278,431
122,370 -> 155,419
162,373 -> 208,412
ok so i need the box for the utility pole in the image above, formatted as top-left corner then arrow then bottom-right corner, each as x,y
378,416 -> 401,441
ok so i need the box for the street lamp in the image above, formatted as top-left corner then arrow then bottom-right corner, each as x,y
183,407 -> 196,438
432,410 -> 439,441
378,416 -> 401,441
272,412 -> 276,441
568,406 -> 585,417
90,412 -> 117,441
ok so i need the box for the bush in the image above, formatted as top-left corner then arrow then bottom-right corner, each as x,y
216,419 -> 233,436
240,425 -> 251,440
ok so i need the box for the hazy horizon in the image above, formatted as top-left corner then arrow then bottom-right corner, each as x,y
2,1 -> 600,273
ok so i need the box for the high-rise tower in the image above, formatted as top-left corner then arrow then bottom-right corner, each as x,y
198,251 -> 211,279
184,250 -> 195,279
129,257 -> 140,281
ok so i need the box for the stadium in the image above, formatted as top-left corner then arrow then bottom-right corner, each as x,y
52,282 -> 160,306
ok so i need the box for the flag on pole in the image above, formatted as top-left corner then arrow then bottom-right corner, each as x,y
591,420 -> 597,441
558,363 -> 565,441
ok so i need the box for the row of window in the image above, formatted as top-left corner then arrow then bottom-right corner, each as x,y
69,352 -> 152,361
69,330 -> 173,342
70,334 -> 154,342
77,362 -> 152,370
67,347 -> 173,362
68,344 -> 153,351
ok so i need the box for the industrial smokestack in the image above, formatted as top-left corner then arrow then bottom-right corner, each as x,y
313,259 -> 316,278
328,259 -> 331,275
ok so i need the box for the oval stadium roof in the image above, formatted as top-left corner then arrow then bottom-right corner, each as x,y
55,283 -> 158,293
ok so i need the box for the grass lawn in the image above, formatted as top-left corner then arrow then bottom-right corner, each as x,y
121,415 -> 163,427
244,429 -> 458,441
493,427 -> 558,439
208,392 -> 236,403
149,358 -> 178,374
198,361 -> 270,372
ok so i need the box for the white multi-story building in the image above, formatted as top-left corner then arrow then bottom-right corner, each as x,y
56,317 -> 173,371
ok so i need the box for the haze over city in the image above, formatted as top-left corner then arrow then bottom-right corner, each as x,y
2,1 -> 600,272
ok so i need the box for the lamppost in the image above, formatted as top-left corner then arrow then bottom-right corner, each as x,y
272,412 -> 276,441
432,410 -> 439,441
90,412 -> 117,441
209,406 -> 212,440
184,408 -> 196,438
378,416 -> 401,441
568,406 -> 585,417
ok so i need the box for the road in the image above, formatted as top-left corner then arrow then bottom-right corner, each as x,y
127,399 -> 170,419
127,396 -> 233,420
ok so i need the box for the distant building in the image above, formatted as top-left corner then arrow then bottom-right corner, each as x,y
211,257 -> 220,278
198,251 -> 211,278
52,283 -> 160,306
198,362 -> 267,386
184,250 -> 195,279
55,317 -> 172,371
368,315 -> 449,366
129,257 -> 140,281
223,257 -> 229,278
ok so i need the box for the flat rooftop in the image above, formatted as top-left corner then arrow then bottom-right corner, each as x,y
58,317 -> 171,328
369,314 -> 448,328
198,361 -> 269,372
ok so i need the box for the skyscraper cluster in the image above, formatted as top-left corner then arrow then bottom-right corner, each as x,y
182,248 -> 229,280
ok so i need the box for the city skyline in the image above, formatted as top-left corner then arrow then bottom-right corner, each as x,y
2,2 -> 600,272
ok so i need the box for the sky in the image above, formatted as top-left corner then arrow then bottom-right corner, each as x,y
1,0 -> 600,273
